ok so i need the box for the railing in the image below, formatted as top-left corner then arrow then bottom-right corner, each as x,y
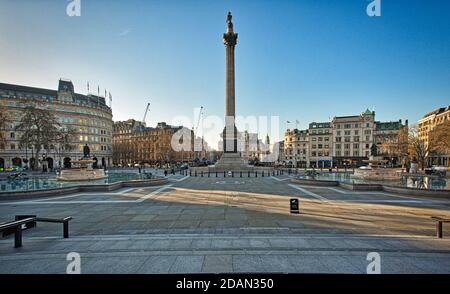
0,216 -> 73,248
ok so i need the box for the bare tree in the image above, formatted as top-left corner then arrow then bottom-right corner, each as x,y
0,106 -> 9,148
408,125 -> 430,170
429,120 -> 450,156
15,103 -> 61,170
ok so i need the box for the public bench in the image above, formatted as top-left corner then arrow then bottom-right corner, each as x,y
431,217 -> 450,238
0,216 -> 73,248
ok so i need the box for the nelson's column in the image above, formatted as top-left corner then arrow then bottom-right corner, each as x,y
223,11 -> 238,153
213,12 -> 250,171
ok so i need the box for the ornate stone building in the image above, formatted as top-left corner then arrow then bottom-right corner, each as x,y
308,122 -> 332,168
113,120 -> 194,166
282,110 -> 406,168
0,79 -> 113,170
284,129 -> 309,167
373,120 -> 408,166
331,109 -> 376,167
418,106 -> 450,166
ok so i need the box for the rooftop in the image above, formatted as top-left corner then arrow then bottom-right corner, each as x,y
0,80 -> 109,109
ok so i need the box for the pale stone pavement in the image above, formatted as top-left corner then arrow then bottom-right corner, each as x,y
1,174 -> 449,273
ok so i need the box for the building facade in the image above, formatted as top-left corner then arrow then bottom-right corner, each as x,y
308,122 -> 332,168
0,79 -> 113,170
418,106 -> 450,167
331,109 -> 375,167
276,140 -> 285,165
113,120 -> 194,166
284,129 -> 309,167
373,120 -> 407,166
282,109 -> 406,168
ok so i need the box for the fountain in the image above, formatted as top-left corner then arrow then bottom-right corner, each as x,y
57,144 -> 107,181
353,156 -> 402,181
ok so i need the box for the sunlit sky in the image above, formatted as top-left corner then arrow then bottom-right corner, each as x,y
1,0 -> 449,148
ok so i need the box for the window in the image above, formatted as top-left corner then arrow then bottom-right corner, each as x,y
344,144 -> 350,149
344,137 -> 350,142
366,144 -> 370,149
10,132 -> 15,139
353,150 -> 359,156
336,144 -> 341,149
354,144 -> 359,149
10,144 -> 15,150
336,151 -> 341,156
354,130 -> 359,135
344,124 -> 351,129
344,131 -> 351,136
336,137 -> 342,142
353,136 -> 359,142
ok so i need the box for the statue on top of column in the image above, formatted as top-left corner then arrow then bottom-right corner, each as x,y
227,11 -> 233,32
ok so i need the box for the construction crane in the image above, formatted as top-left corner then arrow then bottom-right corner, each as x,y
194,107 -> 204,159
142,103 -> 151,125
194,106 -> 204,134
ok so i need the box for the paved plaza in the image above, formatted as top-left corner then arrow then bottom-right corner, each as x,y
1,174 -> 450,274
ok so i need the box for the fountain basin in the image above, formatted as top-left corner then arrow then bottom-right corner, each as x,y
57,168 -> 107,181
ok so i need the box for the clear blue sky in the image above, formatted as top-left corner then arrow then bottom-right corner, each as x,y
1,0 -> 449,146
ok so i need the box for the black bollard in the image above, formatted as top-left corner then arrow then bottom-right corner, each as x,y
224,171 -> 226,178
190,170 -> 192,176
195,171 -> 197,177
240,171 -> 242,178
232,171 -> 234,177
290,198 -> 300,214
216,171 -> 218,177
262,171 -> 264,177
248,171 -> 250,177
208,172 -> 210,178
255,171 -> 258,178
201,171 -> 203,177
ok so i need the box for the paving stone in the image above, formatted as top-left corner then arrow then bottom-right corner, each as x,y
136,256 -> 177,273
169,255 -> 204,273
202,255 -> 233,273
